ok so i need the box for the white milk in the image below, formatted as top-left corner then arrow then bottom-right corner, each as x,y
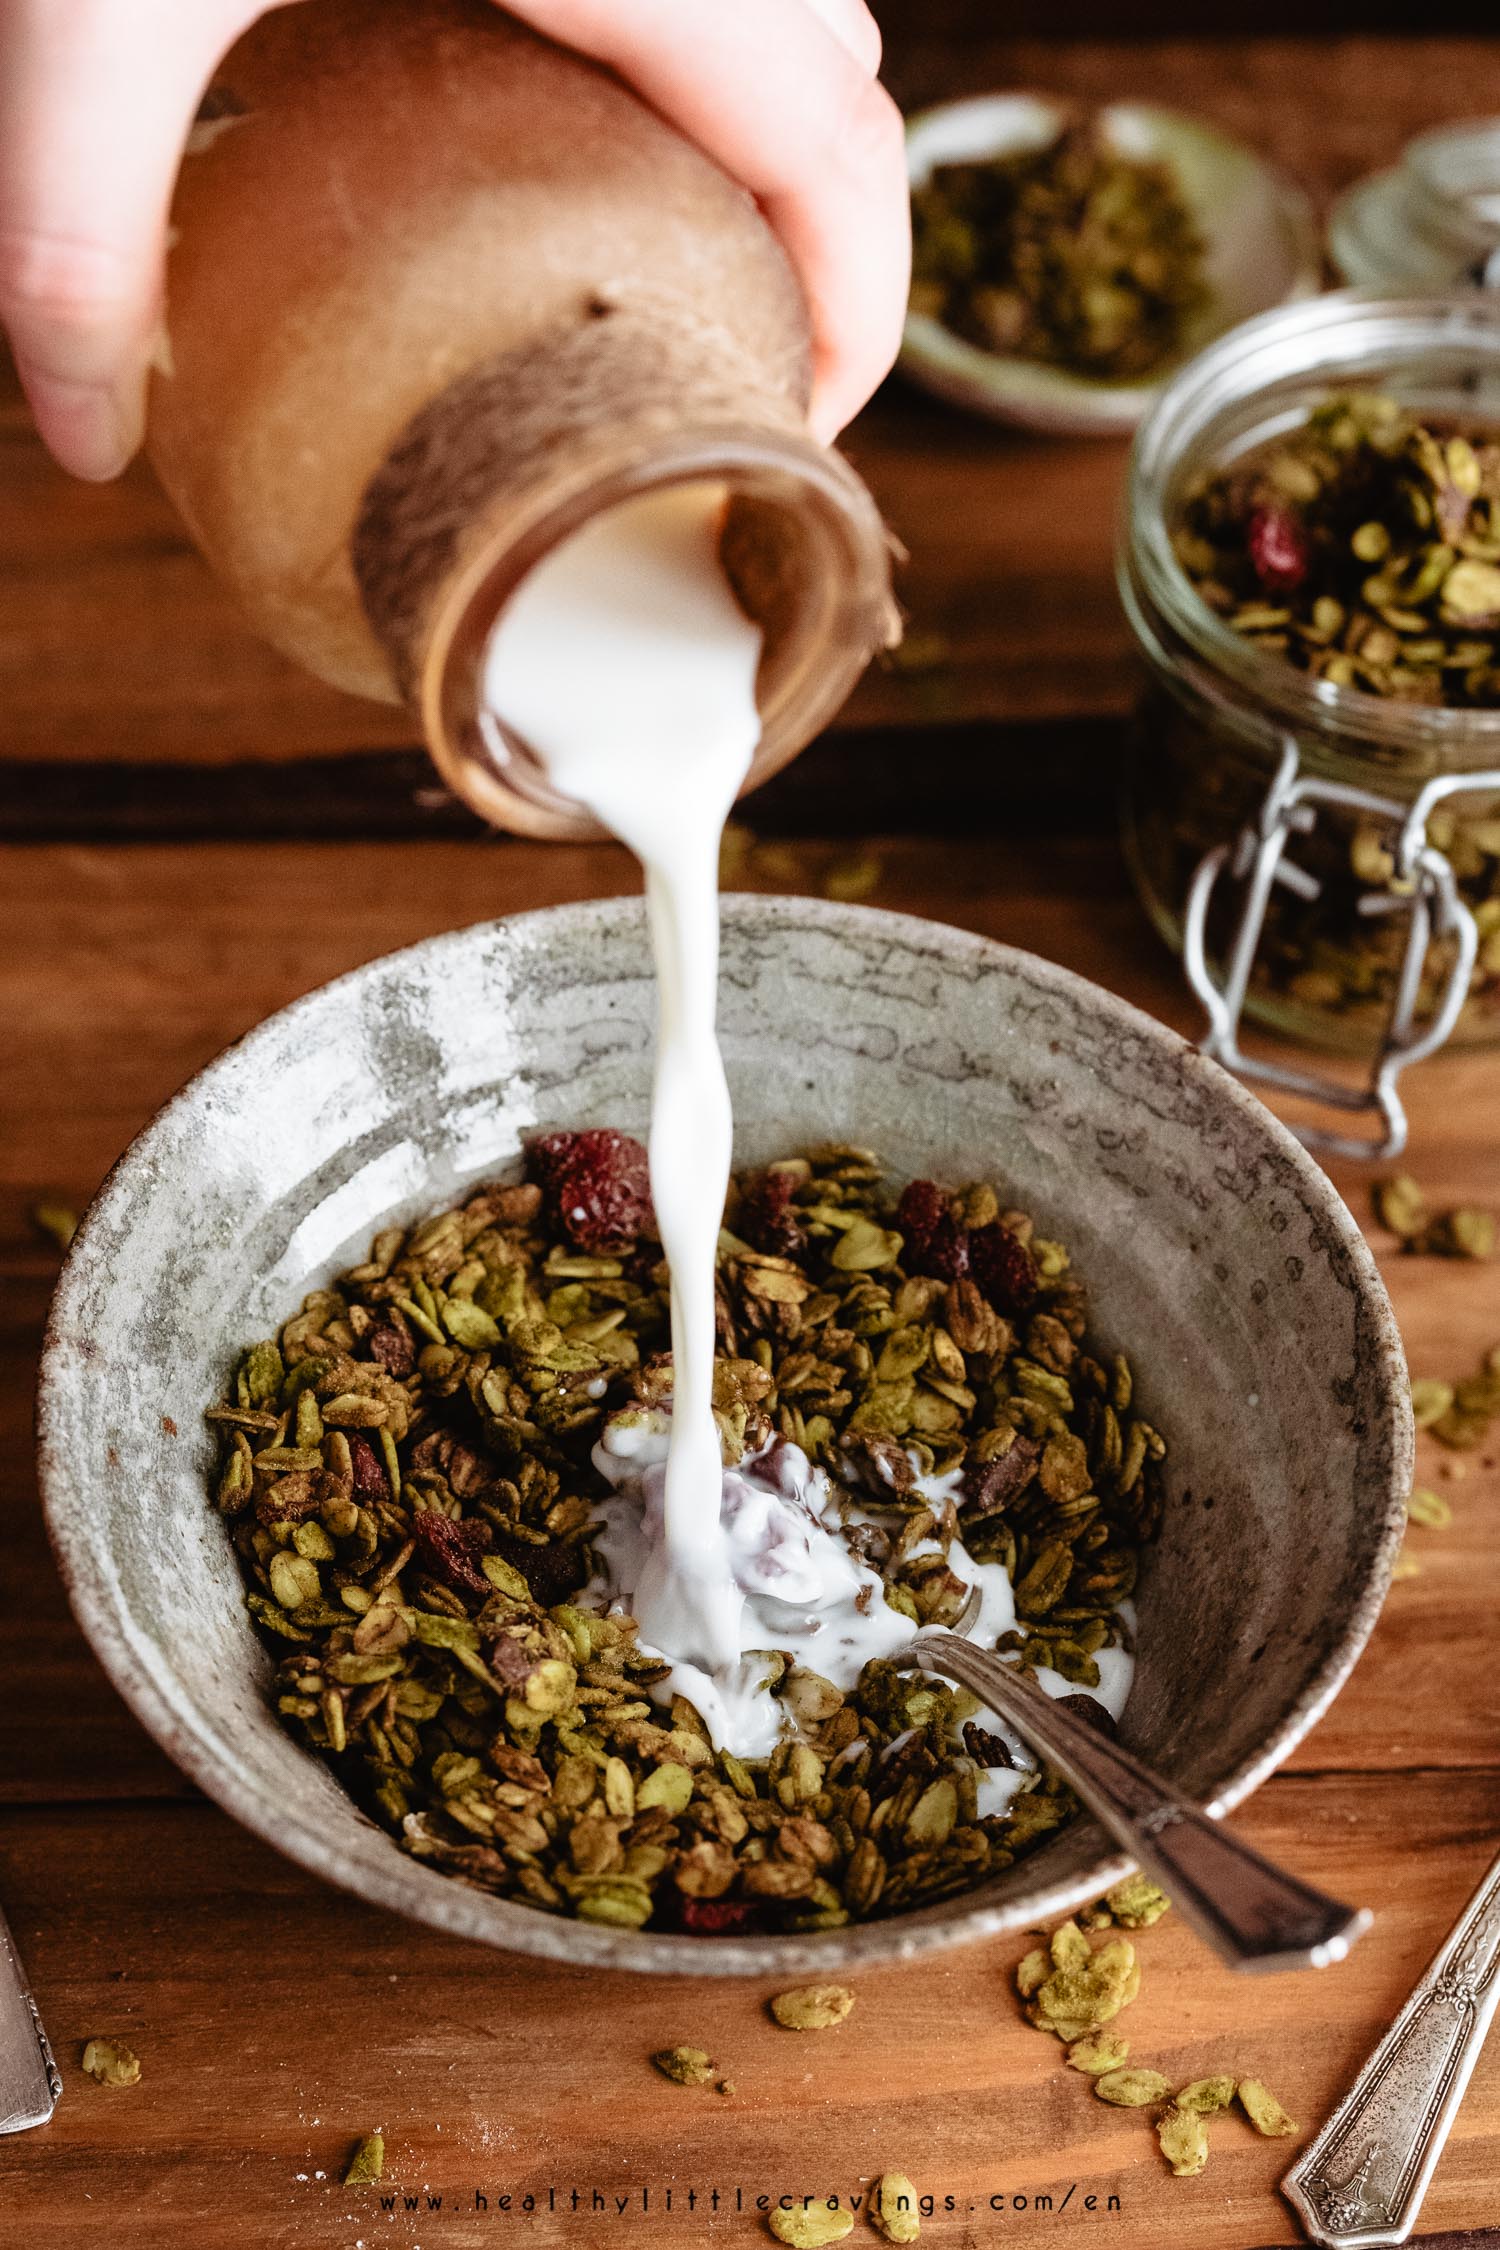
482,482 -> 1134,1767
483,483 -> 758,1676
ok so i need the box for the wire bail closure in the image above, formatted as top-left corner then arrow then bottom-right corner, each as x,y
1181,737 -> 1498,1162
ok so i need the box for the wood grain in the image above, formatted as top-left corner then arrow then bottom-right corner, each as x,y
6,37 -> 1500,767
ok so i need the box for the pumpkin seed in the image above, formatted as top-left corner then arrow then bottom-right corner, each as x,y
1237,2078 -> 1298,2137
871,2172 -> 921,2243
769,1984 -> 855,2032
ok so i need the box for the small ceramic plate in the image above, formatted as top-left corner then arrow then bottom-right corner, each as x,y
902,93 -> 1323,436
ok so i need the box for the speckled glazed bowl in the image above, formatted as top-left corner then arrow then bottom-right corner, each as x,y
38,898 -> 1410,1974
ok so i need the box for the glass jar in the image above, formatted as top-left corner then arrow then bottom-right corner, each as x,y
1118,294 -> 1500,1152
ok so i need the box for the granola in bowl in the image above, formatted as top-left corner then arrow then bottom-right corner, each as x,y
206,1139 -> 1163,1936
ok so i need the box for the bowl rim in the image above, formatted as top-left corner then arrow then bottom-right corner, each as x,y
900,91 -> 1324,433
36,894 -> 1411,1975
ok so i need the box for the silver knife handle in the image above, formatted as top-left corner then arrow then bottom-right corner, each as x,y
1284,1848 -> 1500,2248
902,1633 -> 1370,1974
0,1904 -> 60,2135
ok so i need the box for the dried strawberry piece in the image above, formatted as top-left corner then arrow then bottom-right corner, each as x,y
411,1508 -> 492,1601
348,1434 -> 388,1504
968,1221 -> 1038,1316
738,1168 -> 803,1257
896,1179 -> 969,1281
677,1896 -> 767,1935
366,1323 -> 416,1378
1247,503 -> 1308,593
525,1128 -> 654,1252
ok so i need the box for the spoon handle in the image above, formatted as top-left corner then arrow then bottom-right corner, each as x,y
0,1902 -> 60,2135
1282,1848 -> 1500,2248
901,1634 -> 1369,1974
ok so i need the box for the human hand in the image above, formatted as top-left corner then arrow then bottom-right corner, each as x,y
0,0 -> 909,483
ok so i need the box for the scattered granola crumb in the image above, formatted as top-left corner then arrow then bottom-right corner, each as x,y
822,853 -> 883,903
343,2134 -> 385,2187
1375,1176 -> 1495,1259
651,2046 -> 716,2086
81,2038 -> 140,2088
32,1201 -> 78,1253
1103,1874 -> 1171,1928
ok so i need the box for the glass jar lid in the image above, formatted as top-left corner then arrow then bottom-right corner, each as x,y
1331,118 -> 1500,292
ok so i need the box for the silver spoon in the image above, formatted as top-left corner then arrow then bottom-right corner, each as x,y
0,1903 -> 59,2133
1282,1846 -> 1500,2245
892,1602 -> 1370,1974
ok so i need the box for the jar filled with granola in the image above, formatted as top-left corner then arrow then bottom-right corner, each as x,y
1118,293 -> 1500,1146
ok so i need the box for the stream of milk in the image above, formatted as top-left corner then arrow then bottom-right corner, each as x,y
482,481 -> 1132,1774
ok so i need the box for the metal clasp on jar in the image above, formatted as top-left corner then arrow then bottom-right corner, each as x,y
1181,737 -> 1500,1161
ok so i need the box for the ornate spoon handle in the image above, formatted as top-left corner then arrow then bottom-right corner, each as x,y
1283,1848 -> 1500,2247
0,1901 -> 60,2134
899,1633 -> 1370,1974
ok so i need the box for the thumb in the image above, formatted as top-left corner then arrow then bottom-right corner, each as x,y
0,0 -> 249,480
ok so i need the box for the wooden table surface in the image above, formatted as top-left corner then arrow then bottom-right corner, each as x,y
5,21 -> 1500,2250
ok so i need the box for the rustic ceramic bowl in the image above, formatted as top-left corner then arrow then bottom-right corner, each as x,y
38,898 -> 1409,1974
902,95 -> 1322,435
